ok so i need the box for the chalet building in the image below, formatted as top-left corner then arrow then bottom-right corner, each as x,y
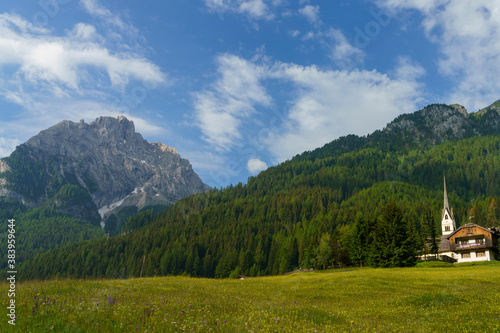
448,224 -> 499,263
434,176 -> 499,263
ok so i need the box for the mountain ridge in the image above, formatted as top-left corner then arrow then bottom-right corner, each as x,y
297,103 -> 500,162
0,116 -> 210,233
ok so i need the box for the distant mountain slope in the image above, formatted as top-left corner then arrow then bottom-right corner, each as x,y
298,103 -> 500,161
478,99 -> 500,115
0,116 -> 210,234
17,101 -> 500,280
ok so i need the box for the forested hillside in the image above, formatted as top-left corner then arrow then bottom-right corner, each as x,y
0,195 -> 105,274
19,114 -> 500,279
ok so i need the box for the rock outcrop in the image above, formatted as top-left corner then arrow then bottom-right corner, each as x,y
384,104 -> 474,146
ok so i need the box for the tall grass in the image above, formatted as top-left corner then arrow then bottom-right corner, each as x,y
2,264 -> 500,332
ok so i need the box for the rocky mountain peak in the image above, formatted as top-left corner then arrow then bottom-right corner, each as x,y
91,115 -> 136,136
1,116 -> 210,233
381,102 -> 500,149
385,104 -> 469,136
450,104 -> 468,116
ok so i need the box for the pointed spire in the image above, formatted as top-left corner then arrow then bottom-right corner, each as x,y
444,174 -> 450,212
442,173 -> 456,235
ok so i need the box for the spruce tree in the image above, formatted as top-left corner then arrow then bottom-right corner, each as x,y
370,201 -> 415,267
315,233 -> 332,270
403,217 -> 419,266
420,213 -> 430,260
350,213 -> 366,267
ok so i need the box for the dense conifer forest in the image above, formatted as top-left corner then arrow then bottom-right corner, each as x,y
0,197 -> 105,274
16,131 -> 500,280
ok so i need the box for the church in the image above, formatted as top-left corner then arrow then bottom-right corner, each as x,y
435,176 -> 499,263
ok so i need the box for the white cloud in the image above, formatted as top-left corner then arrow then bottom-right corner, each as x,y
0,13 -> 49,35
204,0 -> 276,20
299,5 -> 320,24
289,29 -> 300,37
302,31 -> 315,40
0,14 -> 166,92
325,28 -> 365,67
69,23 -> 100,41
194,54 -> 271,151
3,91 -> 28,105
376,0 -> 500,111
80,0 -> 110,17
80,0 -> 138,36
239,0 -> 270,19
376,0 -> 447,16
393,56 -> 426,82
125,115 -> 165,136
247,158 -> 268,174
0,137 -> 21,158
193,54 -> 423,162
266,62 -> 423,161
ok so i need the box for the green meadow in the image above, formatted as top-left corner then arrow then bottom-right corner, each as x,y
2,263 -> 500,332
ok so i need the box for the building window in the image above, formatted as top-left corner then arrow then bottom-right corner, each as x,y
476,251 -> 486,257
460,240 -> 468,245
475,238 -> 484,245
461,253 -> 471,258
445,214 -> 448,220
445,226 -> 450,231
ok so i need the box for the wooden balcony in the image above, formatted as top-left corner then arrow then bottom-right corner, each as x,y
450,239 -> 494,252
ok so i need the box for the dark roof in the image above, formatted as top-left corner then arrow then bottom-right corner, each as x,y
447,223 -> 499,239
438,235 -> 452,253
423,235 -> 451,253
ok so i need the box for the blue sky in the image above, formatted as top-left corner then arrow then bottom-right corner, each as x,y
0,1 -> 499,188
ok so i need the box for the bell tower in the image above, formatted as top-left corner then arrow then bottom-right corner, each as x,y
441,175 -> 456,235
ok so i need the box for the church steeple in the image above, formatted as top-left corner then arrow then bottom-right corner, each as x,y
441,175 -> 455,235
443,175 -> 450,212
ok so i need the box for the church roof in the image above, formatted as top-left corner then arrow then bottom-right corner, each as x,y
438,235 -> 452,253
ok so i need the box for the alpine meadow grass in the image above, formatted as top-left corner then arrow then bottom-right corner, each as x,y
2,263 -> 500,332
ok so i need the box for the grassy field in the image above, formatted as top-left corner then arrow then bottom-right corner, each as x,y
2,263 -> 500,332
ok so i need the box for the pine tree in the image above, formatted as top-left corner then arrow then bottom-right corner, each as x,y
192,249 -> 202,277
185,250 -> 194,275
202,250 -> 214,277
288,237 -> 299,270
239,249 -> 253,276
420,213 -> 430,260
350,212 -> 373,267
403,216 -> 419,266
335,225 -> 353,268
487,198 -> 499,227
315,233 -> 332,270
370,201 -> 415,267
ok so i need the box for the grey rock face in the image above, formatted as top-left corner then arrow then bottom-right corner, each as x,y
384,104 -> 474,145
2,116 -> 210,226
